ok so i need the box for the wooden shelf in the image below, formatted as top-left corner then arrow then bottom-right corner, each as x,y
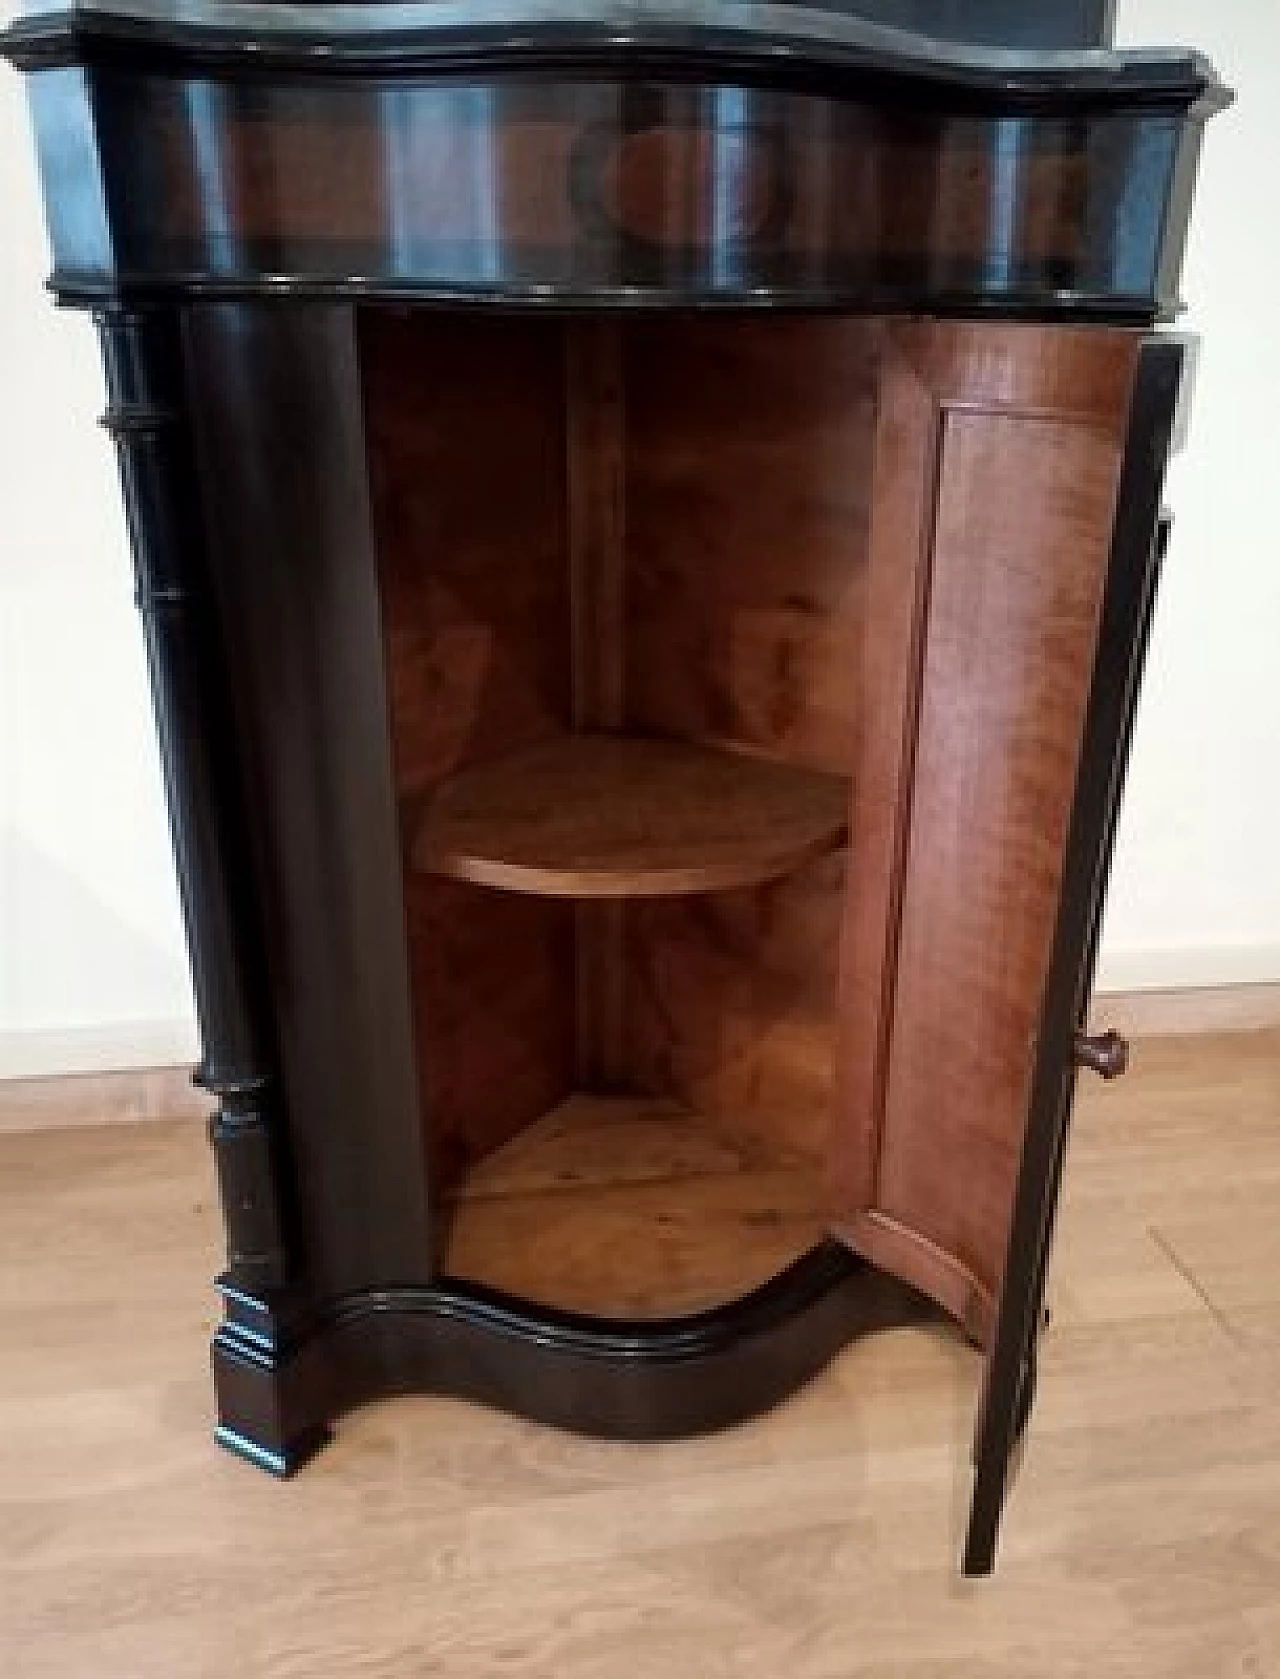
413,735 -> 850,898
440,1093 -> 827,1318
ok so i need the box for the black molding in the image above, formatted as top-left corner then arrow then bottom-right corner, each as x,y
95,305 -> 297,1300
211,1241 -> 943,1466
962,337 -> 1186,1577
0,5 -> 1226,111
57,272 -> 1170,322
7,31 -> 1225,317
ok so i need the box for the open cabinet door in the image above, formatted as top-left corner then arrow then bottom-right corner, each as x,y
829,323 -> 1182,1567
964,341 -> 1185,1575
831,320 -> 1140,1333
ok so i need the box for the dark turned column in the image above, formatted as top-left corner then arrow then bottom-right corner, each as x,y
95,306 -> 326,1474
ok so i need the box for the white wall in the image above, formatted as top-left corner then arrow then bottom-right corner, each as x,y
0,3 -> 1276,1077
0,74 -> 196,1075
1099,0 -> 1280,991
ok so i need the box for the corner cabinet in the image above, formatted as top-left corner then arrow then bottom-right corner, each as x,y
3,0 -> 1228,1575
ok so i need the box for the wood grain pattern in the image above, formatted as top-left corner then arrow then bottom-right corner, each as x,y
2,1029 -> 1276,1676
828,344 -> 941,1226
361,310 -> 576,1183
831,322 -> 1140,1339
360,310 -> 571,796
402,874 -> 575,1190
439,1092 -> 825,1317
624,317 -> 878,773
625,853 -> 848,1163
413,735 -> 850,899
870,412 -> 1124,1332
620,318 -> 873,1171
365,313 -> 1142,1345
567,320 -> 625,736
566,321 -> 627,1083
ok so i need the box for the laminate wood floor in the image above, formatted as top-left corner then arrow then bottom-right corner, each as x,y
2,1030 -> 1279,1678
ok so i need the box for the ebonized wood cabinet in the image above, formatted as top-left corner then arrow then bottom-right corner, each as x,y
3,0 -> 1228,1576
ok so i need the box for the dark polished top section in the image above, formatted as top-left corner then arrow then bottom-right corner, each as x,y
780,0 -> 1116,52
3,0 -> 1124,65
3,1 -> 1229,314
1,0 -> 1219,94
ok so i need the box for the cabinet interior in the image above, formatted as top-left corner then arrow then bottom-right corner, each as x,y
359,310 -> 879,1318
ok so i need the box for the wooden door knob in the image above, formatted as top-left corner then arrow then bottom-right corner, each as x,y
1074,1028 -> 1130,1080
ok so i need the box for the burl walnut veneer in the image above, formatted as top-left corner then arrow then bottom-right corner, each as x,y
3,0 -> 1228,1575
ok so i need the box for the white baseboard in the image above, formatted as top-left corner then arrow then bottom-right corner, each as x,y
1089,982 -> 1280,1038
0,1062 -> 205,1135
3,962 -> 1280,1086
1095,945 -> 1280,994
2,967 -> 1279,1137
0,1017 -> 199,1081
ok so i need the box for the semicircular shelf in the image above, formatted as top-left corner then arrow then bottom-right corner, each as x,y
412,734 -> 851,899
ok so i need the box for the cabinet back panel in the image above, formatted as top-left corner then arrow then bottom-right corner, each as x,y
623,318 -> 878,775
620,319 -> 875,1154
623,854 -> 846,1163
360,310 -> 576,1188
361,311 -> 573,792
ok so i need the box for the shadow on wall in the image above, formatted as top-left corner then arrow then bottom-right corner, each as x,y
0,826 -> 196,1076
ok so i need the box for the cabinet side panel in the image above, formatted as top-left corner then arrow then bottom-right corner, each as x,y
845,403 -> 1127,1334
182,303 -> 431,1294
358,311 -> 576,1189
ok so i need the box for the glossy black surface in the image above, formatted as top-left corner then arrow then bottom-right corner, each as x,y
4,0 -> 1227,315
182,303 -> 433,1302
97,306 -> 296,1298
212,1241 -> 940,1470
0,0 -> 1198,86
825,0 -> 1115,50
20,64 -> 1218,317
2,0 -> 1121,64
963,338 -> 1185,1577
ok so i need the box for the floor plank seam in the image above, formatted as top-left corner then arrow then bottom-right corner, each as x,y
1145,1224 -> 1247,1349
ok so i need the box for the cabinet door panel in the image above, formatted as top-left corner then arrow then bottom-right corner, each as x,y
964,341 -> 1185,1575
832,323 -> 1138,1340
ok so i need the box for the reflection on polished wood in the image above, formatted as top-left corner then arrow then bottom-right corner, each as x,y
413,735 -> 851,898
1,6 -> 1226,317
3,1029 -> 1278,1674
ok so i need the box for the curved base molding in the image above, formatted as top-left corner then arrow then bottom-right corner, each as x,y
211,1242 -> 945,1469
